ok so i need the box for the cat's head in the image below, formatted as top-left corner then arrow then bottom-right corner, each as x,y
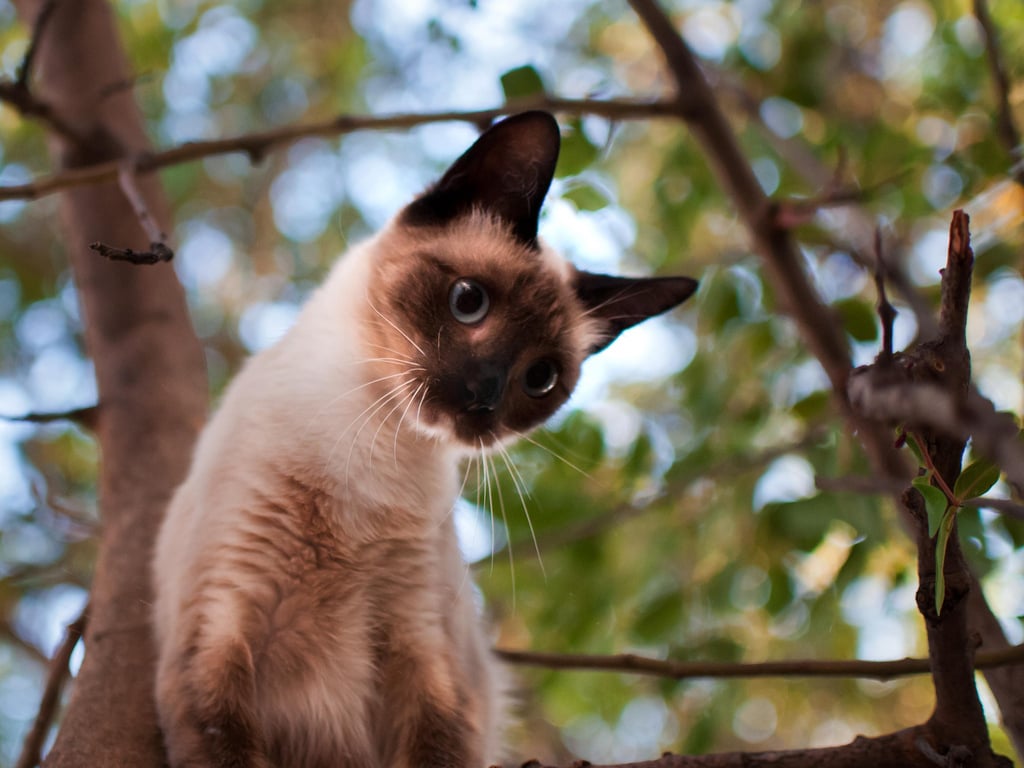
360,111 -> 697,452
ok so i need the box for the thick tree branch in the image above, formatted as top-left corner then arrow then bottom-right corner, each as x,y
626,0 -> 908,485
496,643 -> 1024,682
845,211 -> 1007,765
511,726 -> 996,768
625,5 -> 1021,759
0,96 -> 678,202
12,1 -> 209,766
15,608 -> 87,768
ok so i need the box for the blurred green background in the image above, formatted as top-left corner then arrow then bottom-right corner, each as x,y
0,0 -> 1023,764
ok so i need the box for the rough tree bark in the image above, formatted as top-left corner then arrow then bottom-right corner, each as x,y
11,1 -> 208,765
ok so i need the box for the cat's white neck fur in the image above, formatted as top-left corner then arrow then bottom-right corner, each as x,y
193,230 -> 458,541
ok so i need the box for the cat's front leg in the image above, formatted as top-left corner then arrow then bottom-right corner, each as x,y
381,649 -> 483,768
403,701 -> 478,768
156,638 -> 271,768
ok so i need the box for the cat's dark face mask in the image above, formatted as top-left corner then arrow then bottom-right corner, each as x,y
363,111 -> 698,451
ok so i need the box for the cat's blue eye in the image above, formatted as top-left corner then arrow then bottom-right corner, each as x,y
449,278 -> 489,324
523,359 -> 558,397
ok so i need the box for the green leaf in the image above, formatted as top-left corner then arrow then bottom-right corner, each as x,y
701,271 -> 742,333
500,65 -> 545,101
631,591 -> 684,643
623,431 -> 653,478
912,476 -> 950,538
555,120 -> 599,176
791,390 -> 829,421
563,182 -> 608,212
934,506 -> 957,615
834,297 -> 878,342
953,457 -> 1000,503
904,432 -> 925,465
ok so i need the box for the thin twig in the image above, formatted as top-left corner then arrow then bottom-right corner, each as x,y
771,187 -> 867,229
0,96 -> 679,202
771,171 -> 909,230
89,241 -> 173,265
1,405 -> 98,429
15,607 -> 87,768
961,497 -> 1024,522
90,161 -> 177,263
495,643 -> 1024,682
117,161 -> 167,246
815,475 -> 1024,522
911,433 -> 957,502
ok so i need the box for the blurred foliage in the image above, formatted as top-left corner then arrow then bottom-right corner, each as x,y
1,0 -> 1024,764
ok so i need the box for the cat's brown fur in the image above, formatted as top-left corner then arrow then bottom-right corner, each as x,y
153,112 -> 697,767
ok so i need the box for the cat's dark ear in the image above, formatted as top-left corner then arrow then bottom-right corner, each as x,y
400,111 -> 560,248
575,271 -> 699,354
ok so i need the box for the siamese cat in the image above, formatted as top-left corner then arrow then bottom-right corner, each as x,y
152,111 -> 697,768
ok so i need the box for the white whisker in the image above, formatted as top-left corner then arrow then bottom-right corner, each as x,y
485,450 -> 515,612
494,437 -> 546,581
414,383 -> 430,432
367,300 -> 426,357
368,382 -> 419,464
338,379 -> 419,488
393,382 -> 424,464
300,370 -> 421,441
513,430 -> 593,480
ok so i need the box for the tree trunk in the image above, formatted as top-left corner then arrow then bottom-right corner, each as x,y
12,1 -> 208,765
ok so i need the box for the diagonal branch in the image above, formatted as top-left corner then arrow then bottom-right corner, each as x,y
90,161 -> 174,264
626,0 -> 906,483
15,608 -> 87,768
626,5 -> 1019,761
0,96 -> 679,203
